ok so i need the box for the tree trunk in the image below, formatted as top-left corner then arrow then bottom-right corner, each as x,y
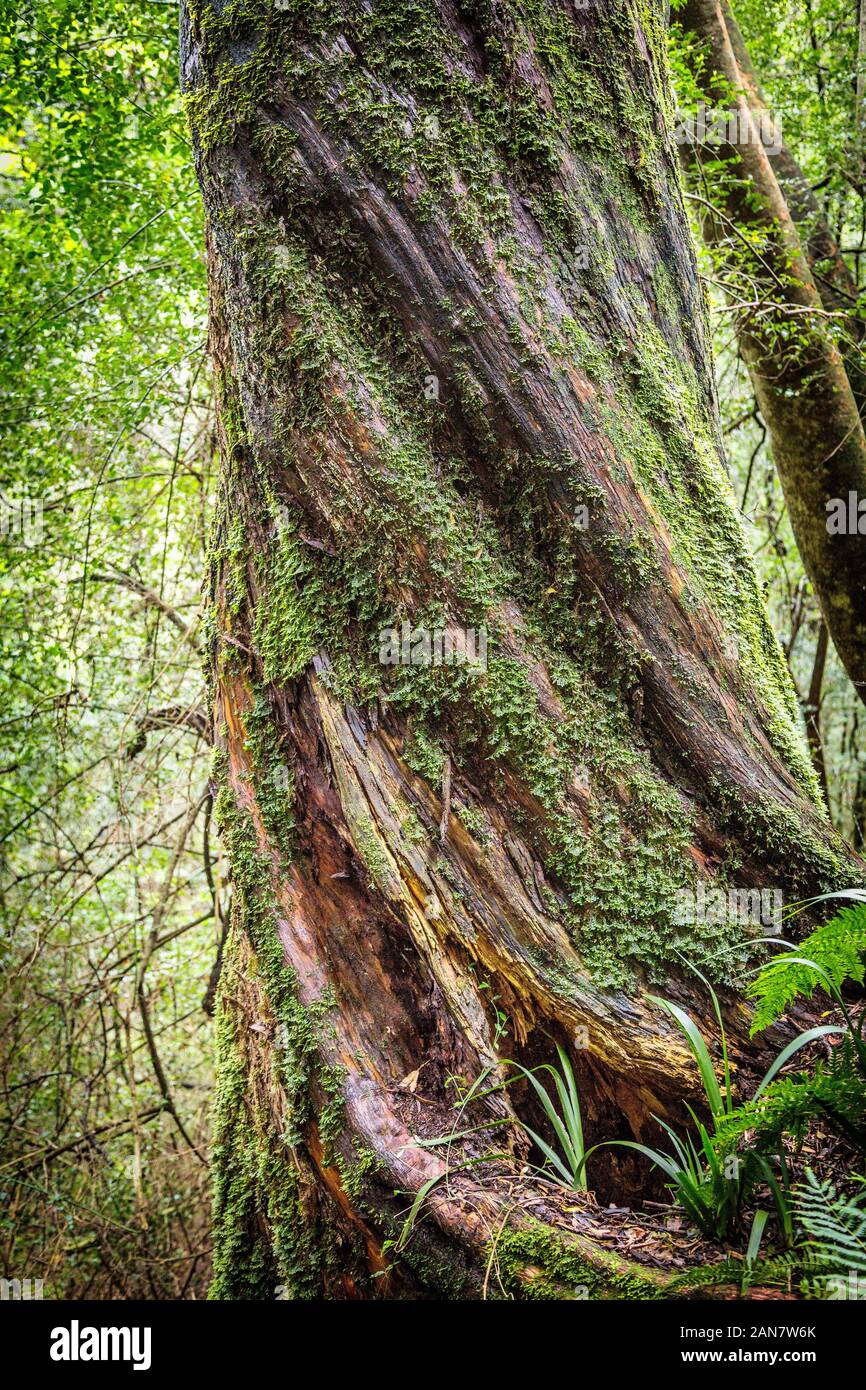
804,620 -> 830,806
182,0 -> 858,1299
678,0 -> 866,706
720,1 -> 866,419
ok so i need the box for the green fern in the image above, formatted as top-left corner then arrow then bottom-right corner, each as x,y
714,1042 -> 866,1154
794,1169 -> 866,1279
748,902 -> 866,1034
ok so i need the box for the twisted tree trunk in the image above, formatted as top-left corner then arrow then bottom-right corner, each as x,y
182,0 -> 858,1299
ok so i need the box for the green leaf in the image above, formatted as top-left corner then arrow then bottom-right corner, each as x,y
649,994 -> 725,1118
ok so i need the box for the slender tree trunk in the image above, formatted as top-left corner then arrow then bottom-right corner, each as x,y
857,0 -> 866,170
182,0 -> 859,1298
804,619 -> 830,805
720,1 -> 866,419
678,0 -> 866,705
848,708 -> 866,850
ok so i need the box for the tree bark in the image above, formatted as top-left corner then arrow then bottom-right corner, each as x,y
182,0 -> 859,1299
677,0 -> 866,706
804,619 -> 829,805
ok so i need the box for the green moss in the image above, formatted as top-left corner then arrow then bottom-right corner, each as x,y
208,773 -> 353,1296
456,803 -> 489,843
355,815 -> 391,889
710,780 -> 850,893
186,0 -> 671,248
399,807 -> 428,846
218,787 -> 346,1140
209,928 -> 328,1299
491,1221 -> 663,1301
403,725 -> 446,784
183,0 -> 286,156
209,960 -> 279,1300
337,1143 -> 383,1204
244,689 -> 296,860
397,1242 -> 477,1299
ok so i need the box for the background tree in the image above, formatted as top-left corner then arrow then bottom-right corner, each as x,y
671,0 -> 866,838
673,0 -> 866,708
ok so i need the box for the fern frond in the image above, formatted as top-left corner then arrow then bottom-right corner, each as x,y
794,1169 -> 866,1277
714,1043 -> 866,1153
748,904 -> 866,1034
